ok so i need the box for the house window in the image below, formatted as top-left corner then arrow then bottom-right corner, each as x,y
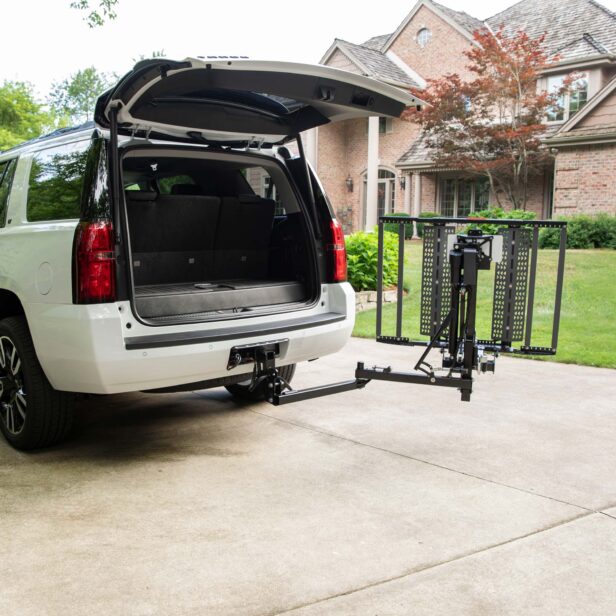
362,168 -> 396,226
380,117 -> 393,134
546,74 -> 588,122
366,117 -> 393,134
417,28 -> 431,48
438,178 -> 489,217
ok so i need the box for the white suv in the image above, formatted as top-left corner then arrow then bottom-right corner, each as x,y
0,58 -> 417,449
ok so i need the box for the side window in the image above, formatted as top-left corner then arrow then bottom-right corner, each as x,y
158,174 -> 196,194
245,167 -> 286,215
0,159 -> 17,228
27,141 -> 90,222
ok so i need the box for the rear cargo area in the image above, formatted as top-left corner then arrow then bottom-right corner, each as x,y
123,150 -> 316,323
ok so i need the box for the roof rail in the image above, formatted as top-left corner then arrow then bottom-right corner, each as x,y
0,121 -> 97,154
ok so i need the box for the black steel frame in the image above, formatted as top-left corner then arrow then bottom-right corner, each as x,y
375,217 -> 567,356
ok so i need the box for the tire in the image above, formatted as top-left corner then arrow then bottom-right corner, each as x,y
225,363 -> 296,401
0,316 -> 75,450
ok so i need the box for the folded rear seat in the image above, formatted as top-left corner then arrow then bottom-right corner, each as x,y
126,191 -> 221,285
213,194 -> 276,279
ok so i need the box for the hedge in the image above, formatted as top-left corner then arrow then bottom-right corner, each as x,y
465,207 -> 536,234
539,214 -> 616,249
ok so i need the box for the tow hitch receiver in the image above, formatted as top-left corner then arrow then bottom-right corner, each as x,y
235,217 -> 566,405
232,341 -> 370,406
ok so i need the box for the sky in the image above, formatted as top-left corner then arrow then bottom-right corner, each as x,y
2,0 -> 616,98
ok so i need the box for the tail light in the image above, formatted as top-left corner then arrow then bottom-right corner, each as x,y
327,218 -> 347,283
74,221 -> 116,304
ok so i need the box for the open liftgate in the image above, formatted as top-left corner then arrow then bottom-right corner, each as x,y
232,217 -> 567,404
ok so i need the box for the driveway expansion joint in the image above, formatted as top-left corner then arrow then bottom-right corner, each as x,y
266,510 -> 598,616
248,408 -> 596,514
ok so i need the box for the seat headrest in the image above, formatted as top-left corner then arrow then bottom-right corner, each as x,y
170,184 -> 203,195
238,194 -> 263,204
125,190 -> 157,202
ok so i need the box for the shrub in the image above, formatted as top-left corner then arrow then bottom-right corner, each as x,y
465,207 -> 536,235
416,211 -> 441,238
539,214 -> 616,249
346,230 -> 399,291
383,212 -> 413,239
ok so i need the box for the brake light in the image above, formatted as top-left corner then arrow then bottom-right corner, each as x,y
327,218 -> 347,283
75,221 -> 116,303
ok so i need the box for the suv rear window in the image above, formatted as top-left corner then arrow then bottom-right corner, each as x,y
0,159 -> 17,227
27,140 -> 90,222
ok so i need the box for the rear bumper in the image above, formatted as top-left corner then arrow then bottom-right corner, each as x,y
26,283 -> 355,394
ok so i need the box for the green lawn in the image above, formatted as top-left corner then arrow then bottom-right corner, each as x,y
353,242 -> 616,369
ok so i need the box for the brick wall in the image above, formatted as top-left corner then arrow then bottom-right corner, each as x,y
317,121 -> 353,231
388,5 -> 474,81
554,144 -> 616,215
317,116 -> 422,232
410,171 -> 549,216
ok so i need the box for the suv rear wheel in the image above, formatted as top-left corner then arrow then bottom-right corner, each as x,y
225,364 -> 296,401
0,317 -> 74,450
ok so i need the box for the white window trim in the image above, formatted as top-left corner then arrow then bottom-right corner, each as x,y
417,27 -> 431,48
437,177 -> 488,217
545,72 -> 589,125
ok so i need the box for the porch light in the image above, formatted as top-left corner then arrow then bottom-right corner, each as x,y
345,174 -> 354,192
400,175 -> 406,190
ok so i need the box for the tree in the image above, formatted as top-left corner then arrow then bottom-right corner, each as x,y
132,50 -> 166,64
0,81 -> 53,151
404,27 -> 574,210
70,0 -> 119,28
49,67 -> 113,126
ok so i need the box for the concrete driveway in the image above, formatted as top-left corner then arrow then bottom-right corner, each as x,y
1,337 -> 616,615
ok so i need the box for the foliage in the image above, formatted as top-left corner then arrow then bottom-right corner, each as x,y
346,230 -> 399,291
70,0 -> 118,27
404,27 -> 575,210
354,242 -> 616,369
383,212 -> 413,239
539,214 -> 616,249
382,212 -> 443,239
0,81 -> 53,151
133,50 -> 166,64
49,67 -> 113,126
27,146 -> 89,222
466,206 -> 536,234
415,211 -> 441,238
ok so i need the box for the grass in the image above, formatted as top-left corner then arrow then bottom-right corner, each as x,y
353,242 -> 616,369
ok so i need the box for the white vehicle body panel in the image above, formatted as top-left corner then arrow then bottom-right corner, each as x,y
26,284 -> 354,394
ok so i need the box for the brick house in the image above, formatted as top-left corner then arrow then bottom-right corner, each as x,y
309,0 -> 616,232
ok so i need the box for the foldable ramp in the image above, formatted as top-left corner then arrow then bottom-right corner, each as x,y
420,224 -> 454,340
491,227 -> 531,345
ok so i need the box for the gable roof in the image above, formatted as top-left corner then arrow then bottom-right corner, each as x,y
321,39 -> 422,88
382,0 -> 484,53
486,0 -> 616,64
362,34 -> 392,51
431,1 -> 484,35
320,0 -> 616,104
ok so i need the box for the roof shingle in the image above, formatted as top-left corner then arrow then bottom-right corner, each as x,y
431,0 -> 485,35
336,39 -> 421,88
361,34 -> 391,51
486,0 -> 616,62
